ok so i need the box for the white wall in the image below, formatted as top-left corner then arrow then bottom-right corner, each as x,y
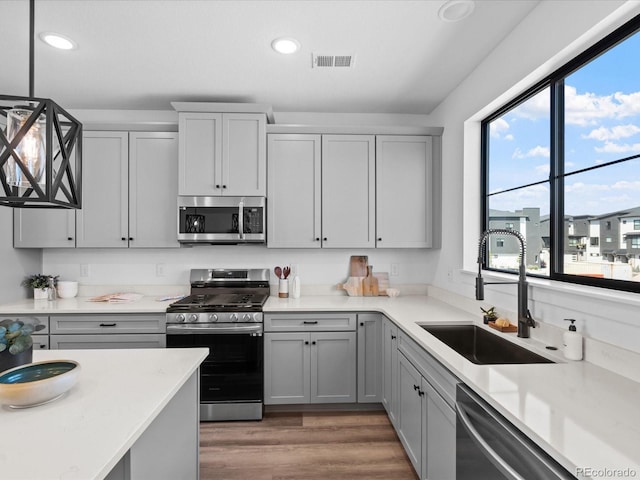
42,247 -> 433,292
0,208 -> 41,302
429,0 -> 640,353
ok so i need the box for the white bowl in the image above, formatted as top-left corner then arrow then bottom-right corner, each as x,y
0,360 -> 80,408
57,281 -> 78,299
386,288 -> 400,297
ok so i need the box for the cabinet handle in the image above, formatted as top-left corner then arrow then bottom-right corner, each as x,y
378,237 -> 382,241
360,322 -> 364,326
323,237 -> 327,241
315,237 -> 320,242
304,341 -> 309,345
39,344 -> 46,349
414,384 -> 420,391
312,341 -> 316,345
121,237 -> 126,241
303,321 -> 318,325
215,184 -> 221,189
222,185 -> 227,189
418,389 -> 425,397
391,334 -> 397,340
99,323 -> 117,327
67,237 -> 73,241
129,237 -> 133,241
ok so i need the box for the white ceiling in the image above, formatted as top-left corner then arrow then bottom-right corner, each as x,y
1,0 -> 540,115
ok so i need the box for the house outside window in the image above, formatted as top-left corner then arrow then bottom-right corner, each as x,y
481,14 -> 640,293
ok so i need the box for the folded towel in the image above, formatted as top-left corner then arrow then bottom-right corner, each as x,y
88,293 -> 143,303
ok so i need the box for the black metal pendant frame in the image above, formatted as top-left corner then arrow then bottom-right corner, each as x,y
0,95 -> 82,209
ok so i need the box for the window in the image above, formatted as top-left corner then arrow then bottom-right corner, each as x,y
482,14 -> 640,293
505,223 -> 514,229
632,237 -> 640,248
496,238 -> 505,247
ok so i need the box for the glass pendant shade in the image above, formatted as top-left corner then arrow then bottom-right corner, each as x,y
5,107 -> 47,188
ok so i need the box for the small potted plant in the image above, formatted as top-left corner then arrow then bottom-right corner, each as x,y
21,274 -> 58,300
0,318 -> 45,372
480,306 -> 498,325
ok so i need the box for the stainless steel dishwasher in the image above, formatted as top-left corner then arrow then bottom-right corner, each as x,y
456,384 -> 577,480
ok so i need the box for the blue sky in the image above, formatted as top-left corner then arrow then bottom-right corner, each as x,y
488,30 -> 640,217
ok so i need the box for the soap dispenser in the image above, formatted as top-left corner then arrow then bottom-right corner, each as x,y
563,319 -> 583,361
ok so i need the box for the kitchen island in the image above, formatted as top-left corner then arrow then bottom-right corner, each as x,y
0,347 -> 207,480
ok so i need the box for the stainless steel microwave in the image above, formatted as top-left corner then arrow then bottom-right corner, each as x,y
178,196 -> 266,244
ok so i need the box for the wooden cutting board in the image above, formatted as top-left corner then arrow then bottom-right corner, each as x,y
349,256 -> 368,277
373,272 -> 389,295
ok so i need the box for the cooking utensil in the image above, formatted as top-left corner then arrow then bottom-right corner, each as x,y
283,266 -> 291,279
274,266 -> 282,279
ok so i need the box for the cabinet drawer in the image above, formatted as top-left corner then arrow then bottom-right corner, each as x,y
50,314 -> 165,334
398,330 -> 459,407
264,313 -> 356,332
50,334 -> 166,349
2,315 -> 49,334
32,334 -> 49,350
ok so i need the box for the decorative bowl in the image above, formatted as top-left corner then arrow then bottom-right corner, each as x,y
56,281 -> 79,299
0,360 -> 80,408
386,288 -> 400,297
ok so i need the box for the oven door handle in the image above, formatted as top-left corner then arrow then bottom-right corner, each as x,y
166,323 -> 263,335
238,201 -> 245,241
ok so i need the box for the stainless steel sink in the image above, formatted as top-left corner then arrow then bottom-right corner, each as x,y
421,324 -> 554,365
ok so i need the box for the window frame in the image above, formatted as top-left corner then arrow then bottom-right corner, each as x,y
481,13 -> 640,295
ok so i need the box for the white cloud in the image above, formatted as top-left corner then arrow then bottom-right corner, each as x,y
504,134 -> 514,141
594,141 -> 640,154
612,180 -> 640,190
535,164 -> 550,174
490,118 -> 510,138
510,89 -> 550,121
583,124 -> 640,141
565,86 -> 640,126
512,145 -> 550,159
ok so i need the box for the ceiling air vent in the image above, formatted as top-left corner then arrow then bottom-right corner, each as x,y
312,54 -> 355,68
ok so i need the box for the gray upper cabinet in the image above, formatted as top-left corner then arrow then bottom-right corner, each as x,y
14,208 -> 76,248
376,135 -> 433,248
77,131 -> 129,248
267,134 -> 321,248
129,132 -> 179,248
77,131 -> 179,249
267,133 -> 375,249
321,135 -> 375,248
178,112 -> 266,196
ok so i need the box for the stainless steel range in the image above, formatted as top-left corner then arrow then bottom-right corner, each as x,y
166,268 -> 269,421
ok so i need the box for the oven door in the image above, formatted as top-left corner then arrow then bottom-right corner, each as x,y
177,196 -> 266,244
167,323 -> 263,421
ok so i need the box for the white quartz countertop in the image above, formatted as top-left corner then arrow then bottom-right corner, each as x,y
0,348 -> 208,480
1,293 -> 639,477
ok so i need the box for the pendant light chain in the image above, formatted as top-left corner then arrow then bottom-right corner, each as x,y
29,0 -> 35,98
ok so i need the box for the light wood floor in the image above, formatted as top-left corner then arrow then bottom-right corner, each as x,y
200,410 -> 419,480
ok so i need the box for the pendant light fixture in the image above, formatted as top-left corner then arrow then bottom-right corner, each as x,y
0,0 -> 82,208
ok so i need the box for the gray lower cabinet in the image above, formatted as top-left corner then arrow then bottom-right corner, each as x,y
357,313 -> 382,403
2,315 -> 50,350
49,314 -> 166,350
397,331 -> 458,480
264,313 -> 357,405
382,316 -> 399,424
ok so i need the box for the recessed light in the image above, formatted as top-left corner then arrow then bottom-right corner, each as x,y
39,32 -> 77,50
438,0 -> 475,22
271,37 -> 300,55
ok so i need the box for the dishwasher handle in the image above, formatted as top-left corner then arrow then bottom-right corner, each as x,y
456,399 -> 526,480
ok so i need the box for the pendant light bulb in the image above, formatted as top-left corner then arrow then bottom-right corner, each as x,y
4,108 -> 47,188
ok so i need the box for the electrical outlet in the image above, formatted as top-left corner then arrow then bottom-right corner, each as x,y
80,264 -> 89,277
156,263 -> 166,277
391,264 -> 399,276
447,269 -> 454,282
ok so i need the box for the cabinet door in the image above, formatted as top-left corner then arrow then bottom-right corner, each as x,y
321,135 -> 375,248
222,113 -> 266,196
32,334 -> 49,350
129,132 -> 179,248
49,334 -> 166,349
77,131 -> 129,248
357,313 -> 382,403
376,136 -> 433,248
267,134 -> 321,248
424,380 -> 456,480
311,331 -> 357,403
382,317 -> 399,424
178,112 -> 222,195
14,208 -> 75,248
397,353 -> 424,477
264,332 -> 310,404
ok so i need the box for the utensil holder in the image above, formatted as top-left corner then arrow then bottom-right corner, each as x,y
278,279 -> 289,298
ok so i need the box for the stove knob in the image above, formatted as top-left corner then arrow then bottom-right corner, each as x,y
242,314 -> 252,322
188,314 -> 199,323
230,313 -> 238,322
176,314 -> 186,323
209,314 -> 218,322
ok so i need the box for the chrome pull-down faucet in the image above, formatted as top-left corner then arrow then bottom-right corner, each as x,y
476,229 -> 535,338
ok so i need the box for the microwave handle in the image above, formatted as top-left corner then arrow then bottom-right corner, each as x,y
238,201 -> 244,240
